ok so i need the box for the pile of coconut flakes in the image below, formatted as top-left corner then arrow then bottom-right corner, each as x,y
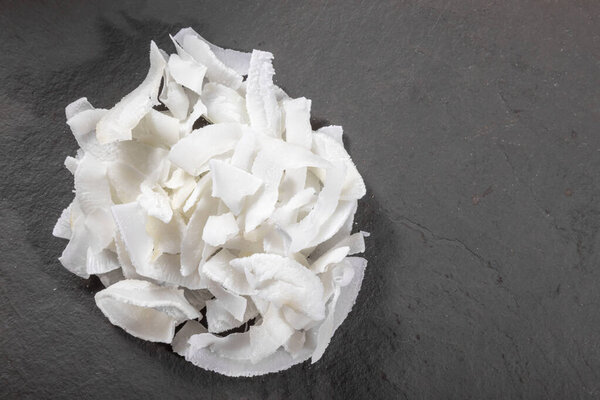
53,28 -> 368,377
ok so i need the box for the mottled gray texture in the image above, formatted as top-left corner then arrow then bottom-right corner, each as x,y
1,1 -> 600,399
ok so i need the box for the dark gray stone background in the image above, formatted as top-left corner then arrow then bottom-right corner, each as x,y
1,1 -> 599,399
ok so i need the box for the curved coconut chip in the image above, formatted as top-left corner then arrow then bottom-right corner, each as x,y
95,279 -> 200,343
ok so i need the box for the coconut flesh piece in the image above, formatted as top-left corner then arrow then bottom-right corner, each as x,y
53,27 -> 368,376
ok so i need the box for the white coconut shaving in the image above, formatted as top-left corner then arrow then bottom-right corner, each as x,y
53,28 -> 368,377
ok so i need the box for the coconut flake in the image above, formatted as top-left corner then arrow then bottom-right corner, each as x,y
283,97 -> 312,149
172,320 -> 207,355
317,125 -> 343,145
138,184 -> 173,223
169,123 -> 243,176
178,34 -> 243,90
184,331 -> 313,377
65,97 -> 94,120
96,42 -> 166,144
206,297 -> 257,334
202,212 -> 239,247
309,246 -> 350,274
249,304 -> 294,362
210,159 -> 262,215
230,253 -> 325,320
206,280 -> 247,322
167,53 -> 207,94
95,279 -> 200,343
202,82 -> 248,124
180,195 -> 218,276
53,203 -> 73,240
174,28 -> 251,76
201,249 -> 251,295
246,50 -> 281,138
86,248 -> 120,274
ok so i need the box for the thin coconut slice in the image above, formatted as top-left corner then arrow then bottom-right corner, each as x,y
163,167 -> 188,190
269,187 -> 317,228
53,202 -> 73,240
285,162 -> 346,253
249,304 -> 295,362
107,161 -> 146,203
95,279 -> 200,343
178,34 -> 243,89
308,200 -> 357,249
312,132 -> 366,201
244,140 -> 330,232
317,125 -> 343,145
311,231 -> 366,261
210,159 -> 262,215
149,254 -> 207,290
160,75 -> 190,120
230,128 -> 257,172
310,287 -> 340,363
96,42 -> 166,144
133,109 -> 180,147
114,229 -> 144,281
284,331 -> 306,358
170,173 -> 197,211
184,331 -> 313,376
309,246 -> 350,274
115,141 -> 169,178
65,97 -> 94,120
230,253 -> 325,321
167,53 -> 207,94
138,184 -> 173,223
182,172 -> 212,213
280,96 -> 313,205
172,320 -> 208,355
169,123 -> 243,176
64,156 -> 79,175
146,212 -> 185,256
86,248 -> 120,274
180,98 -> 208,136
202,82 -> 248,124
58,218 -> 92,278
174,28 -> 251,75
111,203 -> 153,272
74,153 -> 113,216
246,50 -> 281,138
97,268 -> 125,288
262,226 -> 292,256
202,212 -> 239,247
112,203 -> 203,288
206,297 -> 257,334
310,256 -> 367,363
67,108 -> 108,138
180,195 -> 218,276
332,257 -> 367,331
283,97 -> 312,149
206,280 -> 247,322
201,249 -> 251,295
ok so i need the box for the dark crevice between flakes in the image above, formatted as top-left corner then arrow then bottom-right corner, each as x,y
198,306 -> 208,329
152,77 -> 168,111
192,116 -> 212,130
214,318 -> 257,337
81,275 -> 105,294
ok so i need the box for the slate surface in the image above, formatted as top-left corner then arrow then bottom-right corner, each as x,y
1,1 -> 600,399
